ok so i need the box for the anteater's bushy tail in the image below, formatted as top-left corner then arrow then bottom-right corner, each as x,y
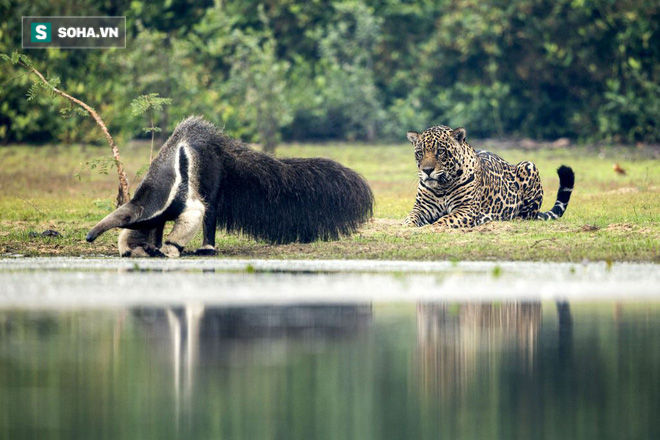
216,151 -> 374,244
537,165 -> 575,220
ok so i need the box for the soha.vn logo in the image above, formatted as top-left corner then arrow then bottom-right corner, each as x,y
23,17 -> 125,48
30,23 -> 120,43
30,23 -> 51,43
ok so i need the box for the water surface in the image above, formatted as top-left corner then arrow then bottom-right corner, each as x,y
0,259 -> 659,439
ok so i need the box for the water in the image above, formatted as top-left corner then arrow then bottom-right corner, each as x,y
1,258 -> 659,439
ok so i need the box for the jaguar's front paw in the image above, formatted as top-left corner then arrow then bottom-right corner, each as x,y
404,216 -> 418,227
195,245 -> 217,256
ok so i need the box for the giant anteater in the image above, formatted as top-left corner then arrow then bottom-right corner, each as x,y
86,117 -> 374,257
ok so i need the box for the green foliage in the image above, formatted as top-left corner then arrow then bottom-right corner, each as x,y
130,93 -> 172,138
131,93 -> 172,160
226,6 -> 293,152
130,93 -> 172,117
1,51 -> 33,68
0,52 -> 60,103
597,69 -> 660,143
26,74 -> 60,101
60,106 -> 89,119
74,156 -> 116,180
1,0 -> 659,144
1,49 -> 105,144
311,1 -> 386,141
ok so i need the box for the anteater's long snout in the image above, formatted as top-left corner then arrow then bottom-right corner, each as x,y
86,205 -> 138,242
86,227 -> 108,242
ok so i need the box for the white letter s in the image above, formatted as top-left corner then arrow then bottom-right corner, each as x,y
35,25 -> 47,40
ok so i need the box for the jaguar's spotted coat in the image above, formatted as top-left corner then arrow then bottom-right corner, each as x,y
405,126 -> 575,228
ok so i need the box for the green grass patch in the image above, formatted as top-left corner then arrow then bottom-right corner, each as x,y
0,142 -> 658,261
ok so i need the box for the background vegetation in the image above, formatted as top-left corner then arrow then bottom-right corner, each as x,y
1,0 -> 659,147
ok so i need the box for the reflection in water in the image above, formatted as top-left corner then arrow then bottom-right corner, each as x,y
133,304 -> 373,434
1,301 -> 660,439
165,305 -> 204,426
416,302 -> 543,399
556,301 -> 573,362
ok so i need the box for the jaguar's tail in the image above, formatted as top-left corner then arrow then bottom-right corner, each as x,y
537,165 -> 574,220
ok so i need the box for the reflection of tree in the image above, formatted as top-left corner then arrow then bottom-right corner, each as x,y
416,302 -> 542,400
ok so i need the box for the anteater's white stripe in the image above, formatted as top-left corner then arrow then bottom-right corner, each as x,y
143,142 -> 187,222
163,144 -> 205,251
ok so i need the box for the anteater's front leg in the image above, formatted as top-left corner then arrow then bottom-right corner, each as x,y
118,222 -> 165,258
161,200 -> 206,258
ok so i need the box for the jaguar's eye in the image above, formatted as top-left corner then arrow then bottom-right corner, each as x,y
415,151 -> 422,161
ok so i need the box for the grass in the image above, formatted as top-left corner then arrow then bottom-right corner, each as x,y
0,141 -> 658,261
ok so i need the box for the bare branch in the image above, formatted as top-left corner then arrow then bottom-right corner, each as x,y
19,60 -> 130,206
18,196 -> 45,217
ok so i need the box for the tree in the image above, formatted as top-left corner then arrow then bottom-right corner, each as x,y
130,93 -> 172,163
228,7 -> 292,154
1,51 -> 130,205
313,1 -> 385,141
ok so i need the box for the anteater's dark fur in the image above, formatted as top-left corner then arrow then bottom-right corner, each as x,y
176,117 -> 373,244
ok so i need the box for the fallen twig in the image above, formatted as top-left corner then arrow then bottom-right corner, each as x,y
18,197 -> 45,217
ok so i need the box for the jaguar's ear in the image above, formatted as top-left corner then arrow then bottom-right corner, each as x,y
406,131 -> 420,145
453,127 -> 466,143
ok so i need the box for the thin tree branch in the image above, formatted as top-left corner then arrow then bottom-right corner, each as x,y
149,111 -> 155,164
1,72 -> 28,87
18,196 -> 45,217
21,61 -> 130,206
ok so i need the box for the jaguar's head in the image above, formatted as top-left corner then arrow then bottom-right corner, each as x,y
406,125 -> 468,189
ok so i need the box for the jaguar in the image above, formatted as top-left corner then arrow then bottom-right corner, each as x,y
405,125 -> 574,228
